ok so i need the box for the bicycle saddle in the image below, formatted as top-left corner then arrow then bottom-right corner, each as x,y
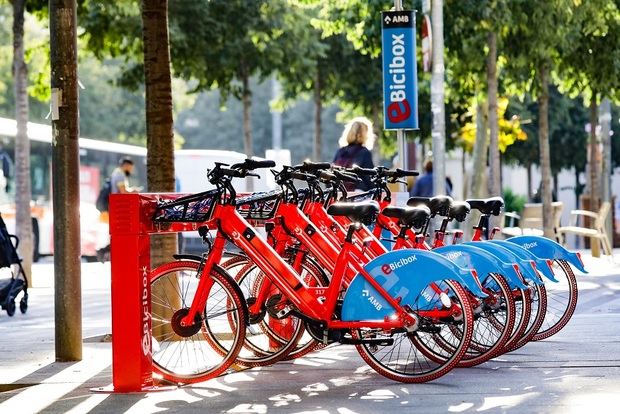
465,197 -> 504,216
382,205 -> 431,229
407,195 -> 453,217
326,201 -> 380,225
448,201 -> 471,222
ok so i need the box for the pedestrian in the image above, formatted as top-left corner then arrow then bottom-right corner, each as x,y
110,157 -> 141,195
96,157 -> 142,262
0,146 -> 13,193
410,160 -> 452,197
332,116 -> 375,191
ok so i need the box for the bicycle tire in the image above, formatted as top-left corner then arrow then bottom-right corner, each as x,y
456,273 -> 516,366
416,274 -> 516,367
226,258 -> 305,367
532,259 -> 578,341
354,280 -> 474,383
496,285 -> 531,354
221,252 -> 329,364
508,282 -> 547,351
150,261 -> 246,384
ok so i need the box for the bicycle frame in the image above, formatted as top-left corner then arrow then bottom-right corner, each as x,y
181,202 -> 419,331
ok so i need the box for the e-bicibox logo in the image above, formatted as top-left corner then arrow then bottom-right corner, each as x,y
381,10 -> 418,130
382,254 -> 418,274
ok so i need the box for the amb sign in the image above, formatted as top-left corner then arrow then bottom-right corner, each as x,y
381,10 -> 419,130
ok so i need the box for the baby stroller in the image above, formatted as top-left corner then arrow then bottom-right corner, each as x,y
0,213 -> 28,317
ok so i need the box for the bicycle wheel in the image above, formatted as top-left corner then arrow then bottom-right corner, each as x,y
150,261 -> 246,384
416,274 -> 516,367
223,252 -> 329,362
498,285 -> 531,354
532,259 -> 578,341
229,259 -> 305,366
456,273 -> 516,367
508,282 -> 547,351
354,280 -> 473,383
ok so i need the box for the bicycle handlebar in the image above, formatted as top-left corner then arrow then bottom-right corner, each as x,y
299,161 -> 332,172
392,168 -> 419,177
351,166 -> 376,176
231,158 -> 276,171
318,170 -> 337,182
333,170 -> 361,184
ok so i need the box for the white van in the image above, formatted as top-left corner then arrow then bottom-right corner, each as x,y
174,149 -> 273,194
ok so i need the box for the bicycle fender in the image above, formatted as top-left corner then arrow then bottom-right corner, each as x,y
341,249 -> 484,322
462,241 -> 544,285
507,235 -> 588,274
434,244 -> 529,290
488,240 -> 559,283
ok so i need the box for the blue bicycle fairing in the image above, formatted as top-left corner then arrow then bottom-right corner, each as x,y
507,235 -> 588,274
340,249 -> 485,321
435,244 -> 528,290
488,240 -> 559,283
462,241 -> 544,285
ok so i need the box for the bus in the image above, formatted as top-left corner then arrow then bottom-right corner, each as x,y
0,116 -> 272,260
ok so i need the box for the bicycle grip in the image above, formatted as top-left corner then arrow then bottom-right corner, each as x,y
352,166 -> 376,176
248,159 -> 276,169
232,159 -> 276,170
301,161 -> 332,171
395,168 -> 420,177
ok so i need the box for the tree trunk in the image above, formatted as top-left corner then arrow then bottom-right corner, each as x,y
470,97 -> 488,199
12,0 -> 33,283
487,31 -> 500,198
50,0 -> 82,362
241,71 -> 254,191
431,0 -> 446,196
526,162 -> 533,202
538,63 -> 554,239
313,69 -> 322,162
575,168 -> 581,210
142,0 -> 178,341
589,93 -> 600,212
600,98 -> 612,246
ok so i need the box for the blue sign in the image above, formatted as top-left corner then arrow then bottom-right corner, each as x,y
381,10 -> 419,130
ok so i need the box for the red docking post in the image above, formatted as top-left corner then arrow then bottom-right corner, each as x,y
97,191 -> 282,392
98,192 -> 194,393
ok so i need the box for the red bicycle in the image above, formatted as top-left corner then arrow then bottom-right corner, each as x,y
150,159 -> 475,384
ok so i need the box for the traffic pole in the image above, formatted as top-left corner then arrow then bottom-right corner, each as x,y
430,0 -> 446,196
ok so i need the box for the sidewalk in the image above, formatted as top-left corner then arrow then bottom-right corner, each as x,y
0,253 -> 619,413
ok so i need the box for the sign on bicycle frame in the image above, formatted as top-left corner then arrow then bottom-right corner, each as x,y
381,10 -> 419,130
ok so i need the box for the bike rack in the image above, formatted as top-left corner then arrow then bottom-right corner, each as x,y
94,192 -> 203,393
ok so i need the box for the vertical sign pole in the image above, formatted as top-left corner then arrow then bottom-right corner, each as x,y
394,1 -> 408,181
431,0 -> 446,197
382,3 -> 419,197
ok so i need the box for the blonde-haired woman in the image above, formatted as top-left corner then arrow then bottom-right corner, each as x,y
332,117 -> 375,190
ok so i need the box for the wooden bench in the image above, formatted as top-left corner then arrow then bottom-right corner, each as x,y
557,201 -> 612,257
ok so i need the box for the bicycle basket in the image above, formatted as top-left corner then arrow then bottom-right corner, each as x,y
236,189 -> 282,221
153,189 -> 219,223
